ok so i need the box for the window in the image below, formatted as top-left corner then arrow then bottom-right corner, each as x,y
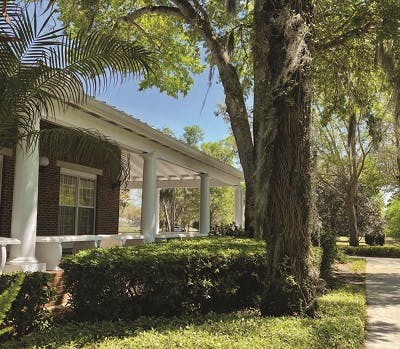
58,172 -> 96,235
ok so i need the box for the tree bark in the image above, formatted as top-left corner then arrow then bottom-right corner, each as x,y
254,0 -> 317,316
346,183 -> 359,246
394,87 -> 400,186
347,113 -> 359,246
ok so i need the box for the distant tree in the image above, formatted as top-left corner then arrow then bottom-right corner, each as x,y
202,137 -> 236,225
181,125 -> 204,149
386,197 -> 400,239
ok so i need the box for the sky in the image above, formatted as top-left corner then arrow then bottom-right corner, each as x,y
25,1 -> 231,144
99,70 -> 231,143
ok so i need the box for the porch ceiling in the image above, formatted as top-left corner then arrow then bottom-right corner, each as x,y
126,152 -> 229,189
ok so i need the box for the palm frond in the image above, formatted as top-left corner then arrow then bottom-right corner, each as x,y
0,3 -> 156,182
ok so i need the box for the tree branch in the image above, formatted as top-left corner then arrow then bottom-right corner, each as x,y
315,22 -> 374,52
318,175 -> 346,201
122,6 -> 186,23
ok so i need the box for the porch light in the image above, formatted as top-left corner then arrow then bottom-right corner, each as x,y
39,156 -> 49,167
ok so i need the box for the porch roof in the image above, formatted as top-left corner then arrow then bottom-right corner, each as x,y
56,98 -> 244,188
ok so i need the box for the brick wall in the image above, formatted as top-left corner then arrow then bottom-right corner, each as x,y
37,160 -> 60,236
0,155 -> 15,237
95,175 -> 120,234
0,121 -> 121,237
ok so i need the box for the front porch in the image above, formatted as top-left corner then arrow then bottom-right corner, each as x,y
0,98 -> 244,272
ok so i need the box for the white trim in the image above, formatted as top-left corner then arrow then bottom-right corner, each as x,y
58,173 -> 97,235
55,102 -> 243,186
0,148 -> 12,157
60,167 -> 98,180
57,160 -> 103,177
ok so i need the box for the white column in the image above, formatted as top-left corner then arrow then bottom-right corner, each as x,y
200,173 -> 210,235
156,188 -> 160,233
7,121 -> 40,270
141,153 -> 157,242
234,186 -> 244,228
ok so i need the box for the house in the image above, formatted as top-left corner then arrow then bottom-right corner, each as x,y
0,98 -> 244,272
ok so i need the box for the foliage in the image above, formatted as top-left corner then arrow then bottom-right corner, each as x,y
0,284 -> 365,349
57,0 -> 251,97
159,127 -> 237,231
385,198 -> 400,238
209,223 -> 248,238
60,238 -> 322,321
0,272 -> 54,337
316,180 -> 385,238
0,273 -> 24,337
202,137 -> 237,225
364,232 -> 385,246
341,245 -> 400,258
181,125 -> 204,149
319,231 -> 338,279
60,238 -> 267,321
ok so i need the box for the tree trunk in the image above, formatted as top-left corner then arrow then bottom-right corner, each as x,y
162,201 -> 171,232
394,88 -> 400,185
346,184 -> 359,246
254,0 -> 317,316
171,189 -> 176,232
244,180 -> 256,236
347,113 -> 359,246
169,0 -> 257,235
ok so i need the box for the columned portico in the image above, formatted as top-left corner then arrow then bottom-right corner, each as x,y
234,186 -> 244,228
141,153 -> 157,242
200,173 -> 210,235
6,122 -> 41,271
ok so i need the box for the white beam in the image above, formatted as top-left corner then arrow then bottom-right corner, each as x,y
128,178 -> 228,189
140,153 -> 157,242
200,173 -> 210,235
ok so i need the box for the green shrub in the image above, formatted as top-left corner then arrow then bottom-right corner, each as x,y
0,274 -> 25,336
385,198 -> 400,239
365,232 -> 385,246
61,238 -> 266,321
341,245 -> 400,258
209,223 -> 249,238
0,272 -> 54,337
319,231 -> 337,279
61,238 -> 321,321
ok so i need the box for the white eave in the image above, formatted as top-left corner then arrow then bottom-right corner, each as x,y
53,98 -> 244,187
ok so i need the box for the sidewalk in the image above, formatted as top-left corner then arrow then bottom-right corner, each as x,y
365,257 -> 400,349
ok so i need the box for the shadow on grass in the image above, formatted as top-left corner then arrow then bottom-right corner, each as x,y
0,292 -> 366,349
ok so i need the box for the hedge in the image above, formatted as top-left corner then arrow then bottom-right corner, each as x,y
61,238 -> 321,321
341,245 -> 400,258
0,272 -> 54,337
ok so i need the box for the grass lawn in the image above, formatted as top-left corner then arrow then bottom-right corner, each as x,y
1,259 -> 366,349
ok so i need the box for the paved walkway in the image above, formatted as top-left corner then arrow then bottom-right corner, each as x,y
366,257 -> 400,349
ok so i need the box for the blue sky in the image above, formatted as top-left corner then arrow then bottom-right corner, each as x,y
26,1 -> 231,144
99,70 -> 231,143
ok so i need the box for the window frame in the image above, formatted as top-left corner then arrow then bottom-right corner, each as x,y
59,168 -> 97,235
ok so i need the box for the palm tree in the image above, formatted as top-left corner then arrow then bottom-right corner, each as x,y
0,2 -> 155,181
